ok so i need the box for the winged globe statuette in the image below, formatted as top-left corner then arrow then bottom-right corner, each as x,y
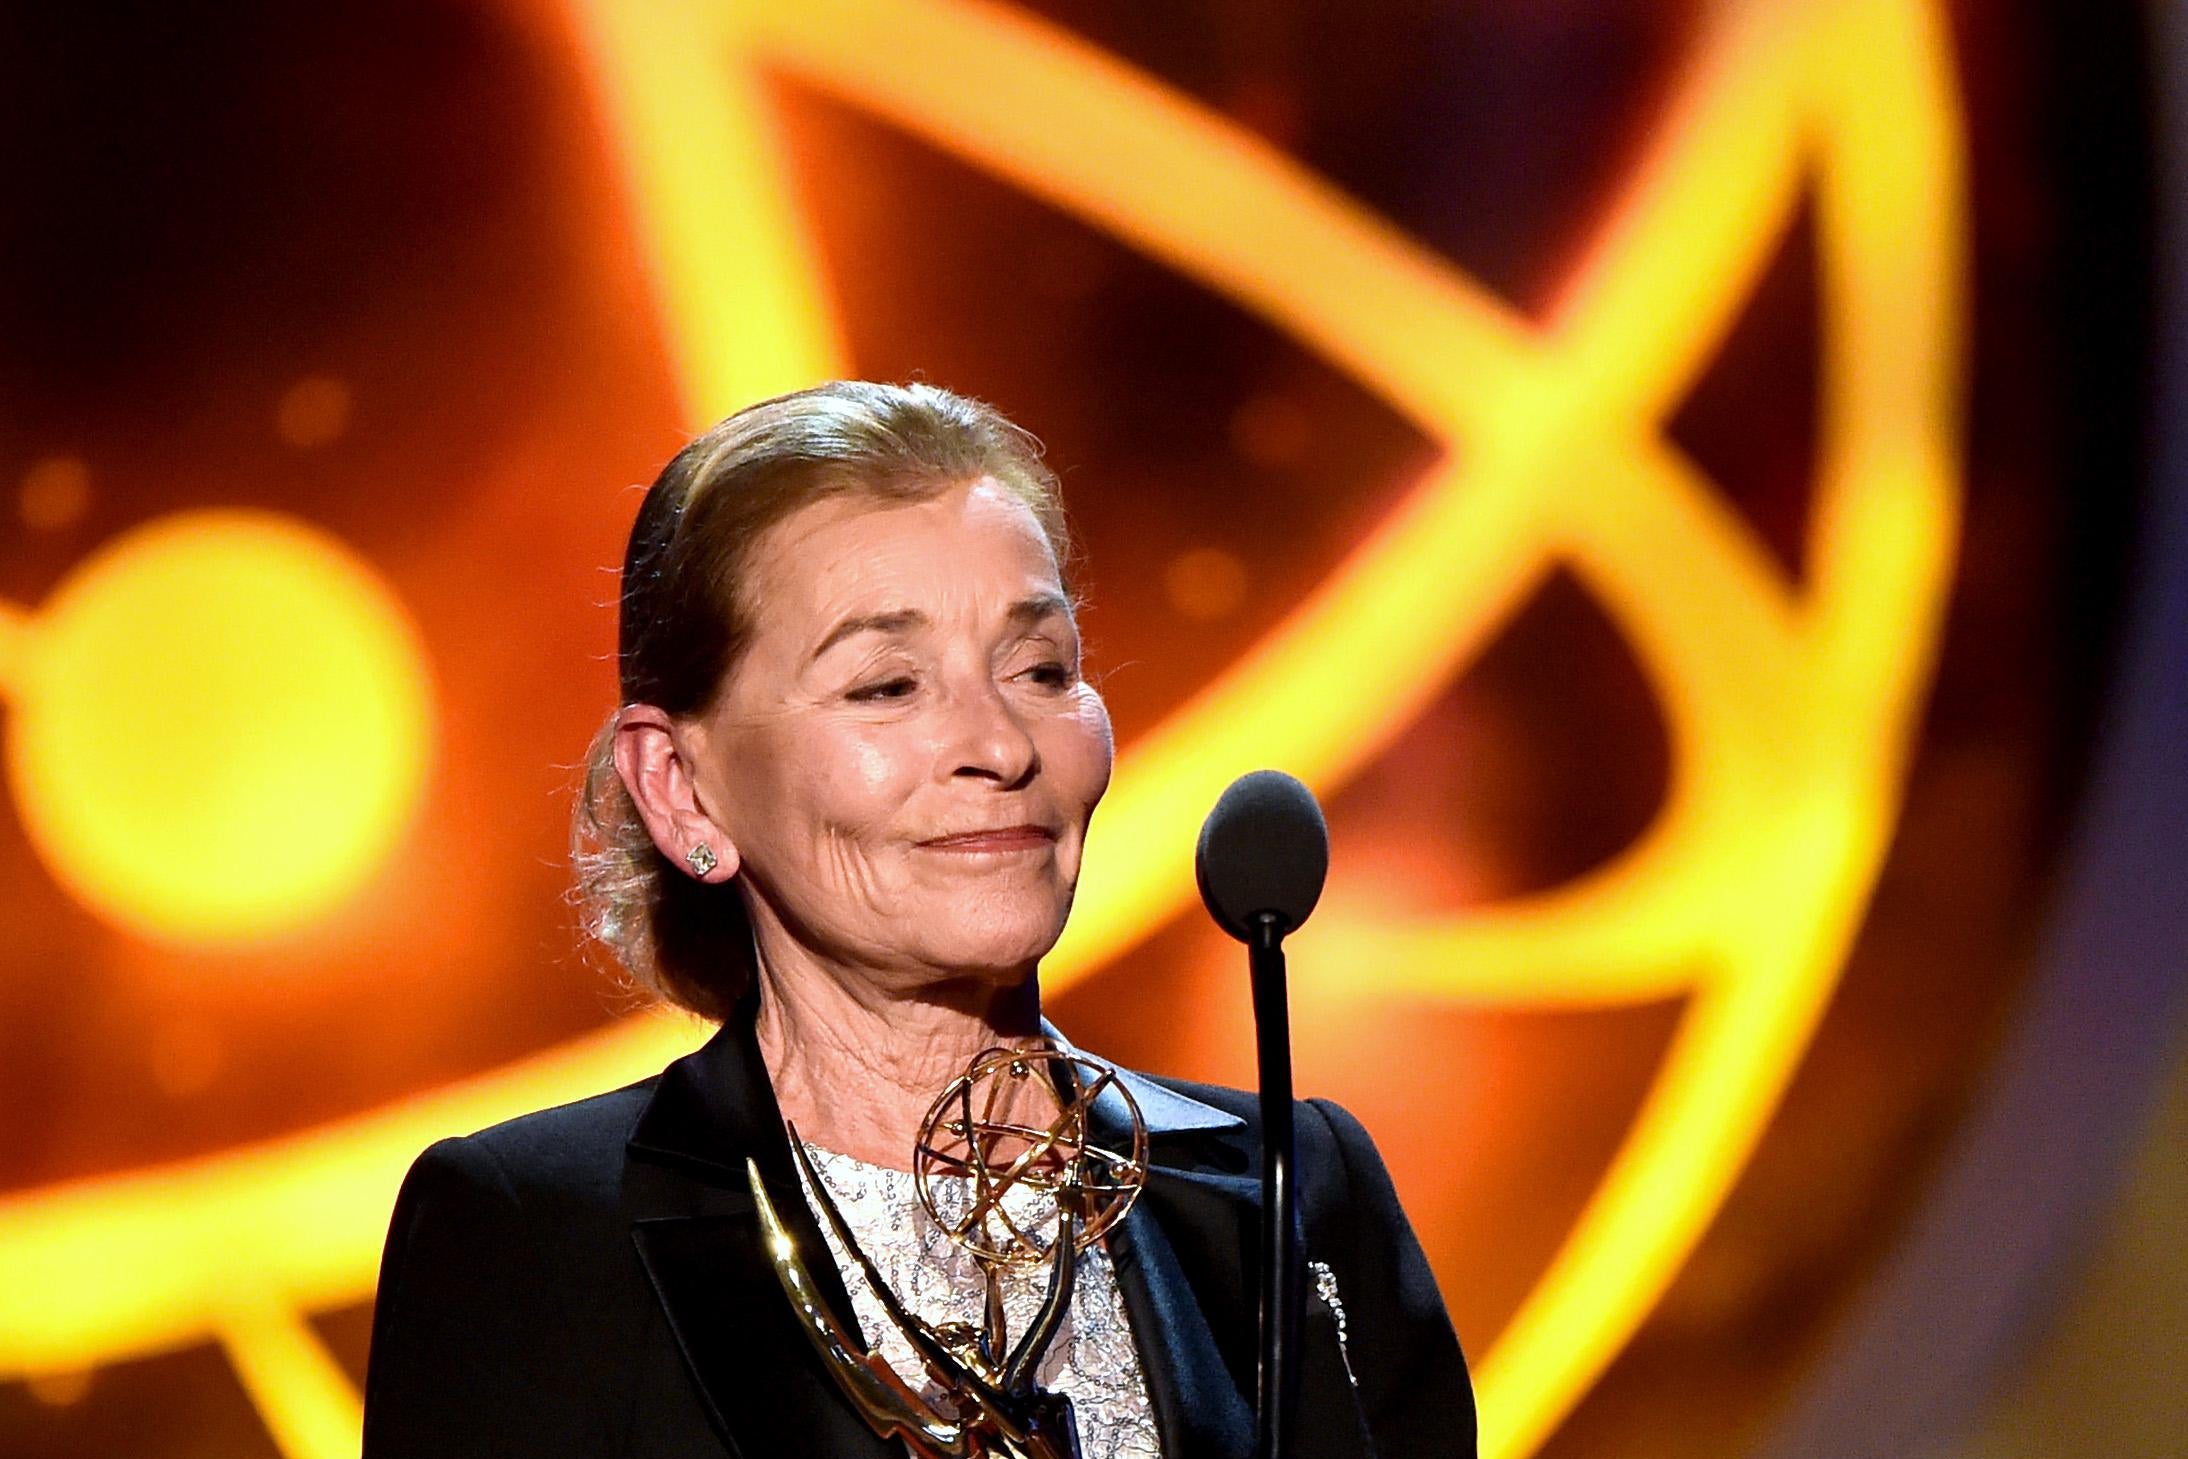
747,1041 -> 1149,1459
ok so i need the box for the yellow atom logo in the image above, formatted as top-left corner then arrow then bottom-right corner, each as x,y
1,510 -> 434,945
0,1 -> 1964,1458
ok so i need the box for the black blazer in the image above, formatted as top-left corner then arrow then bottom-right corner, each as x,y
361,1001 -> 1476,1459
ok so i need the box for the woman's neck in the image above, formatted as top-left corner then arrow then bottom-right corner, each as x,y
750,930 -> 1046,1168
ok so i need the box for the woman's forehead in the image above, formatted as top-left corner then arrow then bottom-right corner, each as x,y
746,479 -> 1067,635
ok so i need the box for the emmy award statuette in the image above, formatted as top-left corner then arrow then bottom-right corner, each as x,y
747,1042 -> 1149,1459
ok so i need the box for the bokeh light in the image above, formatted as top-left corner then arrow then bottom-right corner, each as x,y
5,511 -> 434,946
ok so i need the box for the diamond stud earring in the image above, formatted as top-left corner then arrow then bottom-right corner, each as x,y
685,843 -> 719,877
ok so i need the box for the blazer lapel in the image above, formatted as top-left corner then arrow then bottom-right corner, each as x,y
624,1000 -> 894,1459
1094,1072 -> 1383,1459
1073,1042 -> 1259,1459
1107,1187 -> 1258,1459
630,1205 -> 893,1459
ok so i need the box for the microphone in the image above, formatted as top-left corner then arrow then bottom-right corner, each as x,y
1196,770 -> 1328,1459
1196,769 -> 1330,942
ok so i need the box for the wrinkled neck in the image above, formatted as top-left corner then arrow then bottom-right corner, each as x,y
750,932 -> 1045,1168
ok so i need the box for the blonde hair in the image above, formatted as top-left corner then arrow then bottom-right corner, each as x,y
572,380 -> 1074,1019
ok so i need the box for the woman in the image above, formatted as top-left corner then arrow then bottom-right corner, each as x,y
362,381 -> 1475,1458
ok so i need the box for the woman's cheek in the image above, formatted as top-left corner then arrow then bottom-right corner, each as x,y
1065,687 -> 1116,802
824,724 -> 927,819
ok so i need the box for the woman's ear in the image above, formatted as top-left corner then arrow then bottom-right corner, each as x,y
611,704 -> 742,881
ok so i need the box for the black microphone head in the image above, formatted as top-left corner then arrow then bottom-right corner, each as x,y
1195,770 -> 1329,942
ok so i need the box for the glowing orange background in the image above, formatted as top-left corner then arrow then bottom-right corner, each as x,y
1,2 -> 2171,1457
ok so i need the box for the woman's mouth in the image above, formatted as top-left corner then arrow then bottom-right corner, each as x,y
915,825 -> 1058,853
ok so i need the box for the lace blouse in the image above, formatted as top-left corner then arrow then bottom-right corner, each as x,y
796,1145 -> 1163,1459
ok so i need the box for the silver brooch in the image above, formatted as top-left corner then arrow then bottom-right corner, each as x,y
1309,1259 -> 1358,1389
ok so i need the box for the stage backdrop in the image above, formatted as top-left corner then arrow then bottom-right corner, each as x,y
2,2 -> 2179,1458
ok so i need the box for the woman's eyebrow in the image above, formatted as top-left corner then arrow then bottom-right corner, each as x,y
809,594 -> 1073,662
809,609 -> 925,661
1008,592 -> 1073,629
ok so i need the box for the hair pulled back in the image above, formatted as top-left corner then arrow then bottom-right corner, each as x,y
572,380 -> 1072,1019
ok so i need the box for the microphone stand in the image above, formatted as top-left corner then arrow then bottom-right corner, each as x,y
1251,911 -> 1301,1459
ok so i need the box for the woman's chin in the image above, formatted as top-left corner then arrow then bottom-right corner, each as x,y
908,918 -> 1067,986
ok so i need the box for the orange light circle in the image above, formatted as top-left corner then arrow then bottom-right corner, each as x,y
6,509 -> 435,945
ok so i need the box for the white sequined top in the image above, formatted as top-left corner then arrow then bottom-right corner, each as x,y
796,1145 -> 1163,1459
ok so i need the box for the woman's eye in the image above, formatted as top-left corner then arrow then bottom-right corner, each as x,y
1021,661 -> 1073,688
848,676 -> 917,702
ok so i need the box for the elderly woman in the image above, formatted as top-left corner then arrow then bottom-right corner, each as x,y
361,381 -> 1474,1459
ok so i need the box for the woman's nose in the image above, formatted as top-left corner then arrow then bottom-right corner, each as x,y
942,680 -> 1039,788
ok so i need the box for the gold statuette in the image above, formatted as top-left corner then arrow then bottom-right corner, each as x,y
748,1041 -> 1148,1459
